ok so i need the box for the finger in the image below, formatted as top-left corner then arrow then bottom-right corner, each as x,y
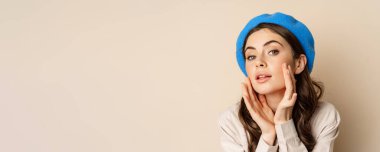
289,93 -> 298,105
246,77 -> 259,108
241,83 -> 254,113
260,95 -> 270,108
261,98 -> 274,118
242,95 -> 255,115
242,82 -> 255,110
257,94 -> 266,108
283,93 -> 298,107
288,65 -> 297,92
242,95 -> 252,111
258,94 -> 270,110
241,82 -> 250,101
282,63 -> 294,100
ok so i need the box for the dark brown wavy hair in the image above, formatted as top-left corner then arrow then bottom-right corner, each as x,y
238,23 -> 324,151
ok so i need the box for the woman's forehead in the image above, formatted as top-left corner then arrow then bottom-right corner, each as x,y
245,28 -> 288,49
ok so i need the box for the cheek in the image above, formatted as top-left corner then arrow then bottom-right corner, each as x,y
271,61 -> 295,87
246,64 -> 259,86
245,63 -> 255,78
271,56 -> 294,72
271,65 -> 285,82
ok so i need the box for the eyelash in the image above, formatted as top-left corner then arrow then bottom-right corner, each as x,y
245,49 -> 279,61
269,49 -> 279,55
246,55 -> 256,61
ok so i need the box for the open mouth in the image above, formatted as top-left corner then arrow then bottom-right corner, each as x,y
256,74 -> 272,83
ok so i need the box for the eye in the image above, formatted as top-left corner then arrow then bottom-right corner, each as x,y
246,55 -> 256,61
268,49 -> 279,55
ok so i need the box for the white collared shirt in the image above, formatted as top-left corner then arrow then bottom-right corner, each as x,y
218,101 -> 340,152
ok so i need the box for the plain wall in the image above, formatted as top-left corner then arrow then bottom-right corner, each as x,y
1,0 -> 379,151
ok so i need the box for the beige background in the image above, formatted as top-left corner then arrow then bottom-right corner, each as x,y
0,0 -> 379,152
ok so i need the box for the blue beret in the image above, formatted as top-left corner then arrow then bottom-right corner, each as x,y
236,12 -> 315,77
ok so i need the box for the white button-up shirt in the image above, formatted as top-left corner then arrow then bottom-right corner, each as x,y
218,101 -> 341,152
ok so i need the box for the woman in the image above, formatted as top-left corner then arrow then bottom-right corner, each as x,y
218,12 -> 340,152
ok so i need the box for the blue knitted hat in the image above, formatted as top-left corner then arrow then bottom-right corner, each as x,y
236,12 -> 315,77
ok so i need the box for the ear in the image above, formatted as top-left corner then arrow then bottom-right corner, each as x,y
294,54 -> 307,74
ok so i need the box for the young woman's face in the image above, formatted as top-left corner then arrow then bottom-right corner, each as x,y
244,28 -> 295,95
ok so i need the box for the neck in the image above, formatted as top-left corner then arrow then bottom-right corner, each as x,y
265,89 -> 285,112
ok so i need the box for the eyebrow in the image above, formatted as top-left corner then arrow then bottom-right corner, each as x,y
244,40 -> 284,52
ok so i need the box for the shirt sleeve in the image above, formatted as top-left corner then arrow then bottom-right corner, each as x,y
275,102 -> 341,152
311,102 -> 341,152
275,119 -> 308,152
256,136 -> 279,152
218,111 -> 245,152
218,106 -> 279,152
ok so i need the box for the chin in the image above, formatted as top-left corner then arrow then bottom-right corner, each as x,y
253,84 -> 284,95
252,86 -> 271,94
253,88 -> 273,95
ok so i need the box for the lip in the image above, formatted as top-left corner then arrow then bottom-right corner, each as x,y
255,73 -> 272,83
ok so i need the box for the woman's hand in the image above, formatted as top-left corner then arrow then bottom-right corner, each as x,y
274,63 -> 298,124
241,77 -> 276,145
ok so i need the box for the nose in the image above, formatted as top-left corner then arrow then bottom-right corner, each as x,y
254,56 -> 267,68
256,62 -> 265,67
